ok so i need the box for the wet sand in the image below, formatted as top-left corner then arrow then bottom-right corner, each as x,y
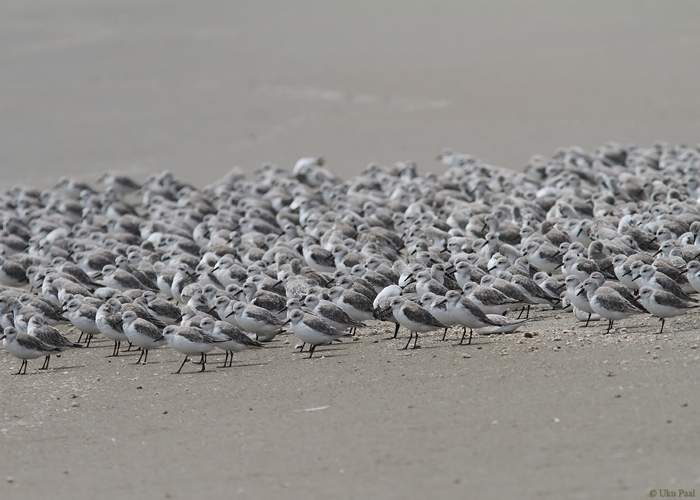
2,310 -> 700,500
2,2 -> 700,499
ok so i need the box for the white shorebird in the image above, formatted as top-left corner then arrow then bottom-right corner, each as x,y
121,310 -> 166,364
417,292 -> 456,341
198,317 -> 264,367
687,261 -> 700,294
304,294 -> 366,333
141,290 -> 183,325
634,264 -> 694,301
462,282 -> 520,315
96,299 -> 128,357
566,276 -> 595,326
26,315 -> 82,369
638,286 -> 700,334
480,275 -> 537,318
327,286 -> 374,323
228,302 -> 287,342
386,296 -> 447,350
63,298 -> 102,347
2,326 -> 61,374
372,284 -> 402,338
475,315 -> 529,335
98,264 -> 147,292
287,309 -> 349,358
162,325 -> 223,373
581,281 -> 647,334
521,240 -> 562,274
442,290 -> 498,345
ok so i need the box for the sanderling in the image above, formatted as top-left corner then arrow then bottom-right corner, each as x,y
521,240 -> 562,274
350,264 -> 395,293
97,172 -> 142,193
638,286 -> 700,334
327,286 -> 375,323
228,302 -> 287,342
63,298 -> 102,347
333,275 -> 377,302
16,293 -> 68,324
304,294 -> 366,333
364,256 -> 400,284
443,290 -> 498,345
198,317 -> 264,367
687,261 -> 700,294
461,281 -> 520,315
480,275 -> 537,318
141,290 -> 183,325
170,263 -> 198,304
162,324 -> 223,373
96,299 -> 128,356
72,250 -> 116,278
26,315 -> 82,369
287,309 -> 349,358
475,315 -> 529,335
634,264 -> 694,301
453,260 -> 480,290
612,254 -> 646,290
0,256 -> 29,287
98,264 -> 152,292
2,326 -> 61,374
568,276 -> 596,326
154,263 -> 176,299
240,282 -> 287,319
581,280 -> 647,334
560,251 -> 600,281
503,272 -> 559,311
406,270 -> 449,297
413,292 -> 452,339
301,238 -> 337,273
43,274 -> 92,305
372,284 -> 402,338
386,296 -> 447,350
185,293 -> 219,318
532,272 -> 565,303
121,310 -> 166,364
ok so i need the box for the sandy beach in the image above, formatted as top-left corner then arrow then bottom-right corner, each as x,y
2,2 -> 700,499
3,310 -> 700,500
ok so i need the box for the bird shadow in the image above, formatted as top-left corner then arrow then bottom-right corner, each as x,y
41,364 -> 85,372
220,360 -> 272,369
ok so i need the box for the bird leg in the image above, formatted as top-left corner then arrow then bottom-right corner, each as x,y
411,333 -> 420,349
605,319 -> 614,334
175,356 -> 189,374
15,359 -> 27,375
459,328 -> 473,345
401,332 -> 414,350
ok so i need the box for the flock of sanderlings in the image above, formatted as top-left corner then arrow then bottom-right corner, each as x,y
2,141 -> 700,374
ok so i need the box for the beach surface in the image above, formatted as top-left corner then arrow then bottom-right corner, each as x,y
2,310 -> 700,500
2,2 -> 700,499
